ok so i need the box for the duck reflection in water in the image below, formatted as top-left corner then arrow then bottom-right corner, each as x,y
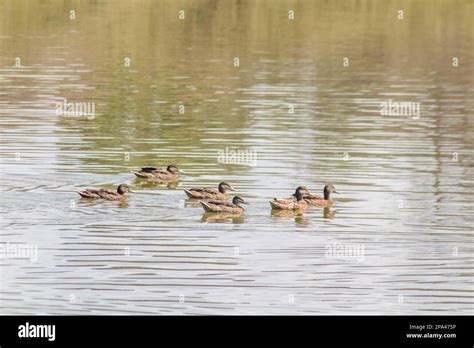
323,207 -> 336,219
133,178 -> 179,189
270,210 -> 309,225
77,198 -> 130,209
201,213 -> 245,224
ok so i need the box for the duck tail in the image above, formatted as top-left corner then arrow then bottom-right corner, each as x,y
269,200 -> 279,209
184,189 -> 194,198
200,201 -> 212,212
77,191 -> 90,198
133,171 -> 147,178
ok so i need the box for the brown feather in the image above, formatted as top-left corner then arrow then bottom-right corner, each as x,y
200,200 -> 244,214
185,188 -> 228,201
134,167 -> 180,181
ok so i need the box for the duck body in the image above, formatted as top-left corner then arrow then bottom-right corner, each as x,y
134,164 -> 182,180
303,185 -> 338,207
185,189 -> 228,201
77,184 -> 131,201
304,194 -> 332,207
270,198 -> 307,211
184,182 -> 235,201
200,196 -> 248,214
270,186 -> 308,211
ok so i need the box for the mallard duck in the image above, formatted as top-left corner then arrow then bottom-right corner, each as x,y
303,184 -> 339,207
77,184 -> 132,201
269,186 -> 309,211
200,196 -> 248,214
184,182 -> 235,201
133,164 -> 183,180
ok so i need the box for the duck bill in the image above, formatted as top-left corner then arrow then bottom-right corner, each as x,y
241,200 -> 249,205
178,169 -> 185,174
229,186 -> 237,191
334,191 -> 340,194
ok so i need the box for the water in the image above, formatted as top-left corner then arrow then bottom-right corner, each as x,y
0,0 -> 473,314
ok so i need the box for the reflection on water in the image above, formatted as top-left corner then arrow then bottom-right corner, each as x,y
323,208 -> 336,220
0,0 -> 473,314
77,199 -> 130,210
201,213 -> 245,224
271,210 -> 310,226
133,178 -> 180,190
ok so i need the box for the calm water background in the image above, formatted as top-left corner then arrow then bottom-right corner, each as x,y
0,0 -> 473,314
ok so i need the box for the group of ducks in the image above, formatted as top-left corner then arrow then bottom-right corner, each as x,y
77,164 -> 339,215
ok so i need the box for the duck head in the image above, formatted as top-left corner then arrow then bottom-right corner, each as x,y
218,182 -> 236,193
294,186 -> 309,201
232,196 -> 249,207
117,184 -> 132,195
324,184 -> 339,200
167,164 -> 183,174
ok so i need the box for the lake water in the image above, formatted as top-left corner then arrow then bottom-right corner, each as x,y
0,0 -> 473,315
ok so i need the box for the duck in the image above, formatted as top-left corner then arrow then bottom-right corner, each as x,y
303,184 -> 339,207
269,186 -> 309,211
200,196 -> 248,214
133,164 -> 183,180
184,182 -> 235,201
77,184 -> 132,201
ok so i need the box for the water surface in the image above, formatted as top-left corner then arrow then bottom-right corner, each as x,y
0,0 -> 473,314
